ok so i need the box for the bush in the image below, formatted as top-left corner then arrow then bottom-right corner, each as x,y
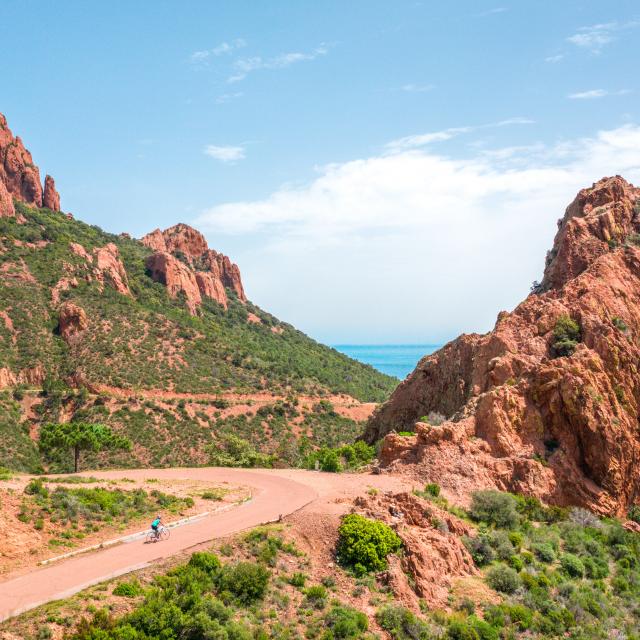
551,315 -> 581,357
324,605 -> 368,638
469,491 -> 518,529
463,535 -> 495,566
219,561 -> 269,603
25,478 -> 49,498
486,565 -> 521,594
424,483 -> 441,497
376,605 -> 433,639
531,542 -> 556,563
112,580 -> 142,597
304,584 -> 328,609
560,553 -> 584,578
286,571 -> 307,588
337,514 -> 402,575
627,504 -> 640,524
188,551 -> 221,574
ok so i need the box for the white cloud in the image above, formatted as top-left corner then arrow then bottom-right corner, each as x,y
204,145 -> 245,163
400,83 -> 435,93
190,39 -> 246,63
567,20 -> 639,52
228,45 -> 329,82
568,89 -> 631,99
545,54 -> 564,63
385,117 -> 534,151
215,92 -> 244,104
194,125 -> 640,343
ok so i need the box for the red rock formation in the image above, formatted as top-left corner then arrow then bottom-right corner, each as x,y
145,251 -> 202,314
353,491 -> 477,609
93,243 -> 131,297
141,223 -> 247,312
58,301 -> 89,342
43,175 -> 60,211
0,179 -> 14,218
367,177 -> 640,516
0,112 -> 61,212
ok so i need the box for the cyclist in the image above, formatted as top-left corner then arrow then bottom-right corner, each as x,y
151,514 -> 163,540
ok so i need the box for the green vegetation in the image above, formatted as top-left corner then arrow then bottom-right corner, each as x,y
551,314 -> 581,357
17,482 -> 192,546
336,513 -> 402,575
39,422 -> 131,472
469,490 -> 519,529
0,203 -> 396,404
304,440 -> 375,472
0,391 -> 41,472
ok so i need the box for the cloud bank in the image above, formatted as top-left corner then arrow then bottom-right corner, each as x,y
194,125 -> 640,343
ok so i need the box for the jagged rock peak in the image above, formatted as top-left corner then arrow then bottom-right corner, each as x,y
141,223 -> 246,313
0,111 -> 62,212
367,176 -> 640,517
541,176 -> 640,290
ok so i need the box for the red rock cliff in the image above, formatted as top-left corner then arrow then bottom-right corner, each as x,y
0,112 -> 61,212
142,223 -> 246,313
366,176 -> 640,516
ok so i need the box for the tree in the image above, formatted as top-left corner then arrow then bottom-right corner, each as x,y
39,422 -> 131,472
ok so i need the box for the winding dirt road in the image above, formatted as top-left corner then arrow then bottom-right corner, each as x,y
0,467 -> 411,623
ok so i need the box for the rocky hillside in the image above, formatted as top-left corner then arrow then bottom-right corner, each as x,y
0,112 -> 396,471
366,176 -> 640,517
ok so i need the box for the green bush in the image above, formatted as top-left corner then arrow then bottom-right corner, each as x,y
469,491 -> 518,528
286,571 -> 307,588
323,605 -> 368,638
560,553 -> 584,578
219,561 -> 269,603
336,513 -> 402,575
551,315 -> 581,357
425,483 -> 441,497
376,605 -> 433,639
531,542 -> 556,563
304,584 -> 328,609
486,565 -> 521,594
188,551 -> 221,574
462,535 -> 495,566
112,580 -> 142,597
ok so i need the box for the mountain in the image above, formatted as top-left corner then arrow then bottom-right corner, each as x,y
0,112 -> 396,471
366,176 -> 640,517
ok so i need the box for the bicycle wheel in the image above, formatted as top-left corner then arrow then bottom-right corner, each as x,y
159,527 -> 170,541
145,530 -> 156,544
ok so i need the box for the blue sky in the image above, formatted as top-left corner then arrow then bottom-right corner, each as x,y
2,1 -> 640,343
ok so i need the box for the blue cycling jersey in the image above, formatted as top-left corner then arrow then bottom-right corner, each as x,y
151,518 -> 161,528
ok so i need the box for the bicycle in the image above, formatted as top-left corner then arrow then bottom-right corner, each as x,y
145,525 -> 170,543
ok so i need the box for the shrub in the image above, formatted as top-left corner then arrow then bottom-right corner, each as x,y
0,467 -> 12,480
469,491 -> 518,528
219,561 -> 269,603
486,565 -> 521,594
627,504 -> 640,524
446,619 -> 480,640
531,542 -> 556,563
376,604 -> 433,639
304,584 -> 328,609
424,483 -> 441,497
286,571 -> 307,587
560,553 -> 584,578
337,514 -> 402,575
569,507 -> 600,528
463,535 -> 495,566
551,315 -> 581,357
324,605 -> 368,638
188,551 -> 221,574
112,580 -> 142,597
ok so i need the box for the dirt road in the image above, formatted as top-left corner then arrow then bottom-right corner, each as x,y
0,467 -> 411,622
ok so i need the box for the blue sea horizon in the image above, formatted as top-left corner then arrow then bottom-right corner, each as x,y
332,344 -> 442,380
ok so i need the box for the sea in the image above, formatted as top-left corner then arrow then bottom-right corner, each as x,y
332,344 -> 441,380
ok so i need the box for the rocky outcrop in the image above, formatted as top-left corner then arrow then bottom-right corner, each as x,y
142,223 -> 246,313
367,177 -> 640,517
0,179 -> 14,218
145,251 -> 202,314
353,491 -> 477,609
0,112 -> 61,213
93,243 -> 131,296
43,175 -> 60,211
58,301 -> 89,342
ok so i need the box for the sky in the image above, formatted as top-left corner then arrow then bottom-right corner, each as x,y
2,1 -> 640,344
